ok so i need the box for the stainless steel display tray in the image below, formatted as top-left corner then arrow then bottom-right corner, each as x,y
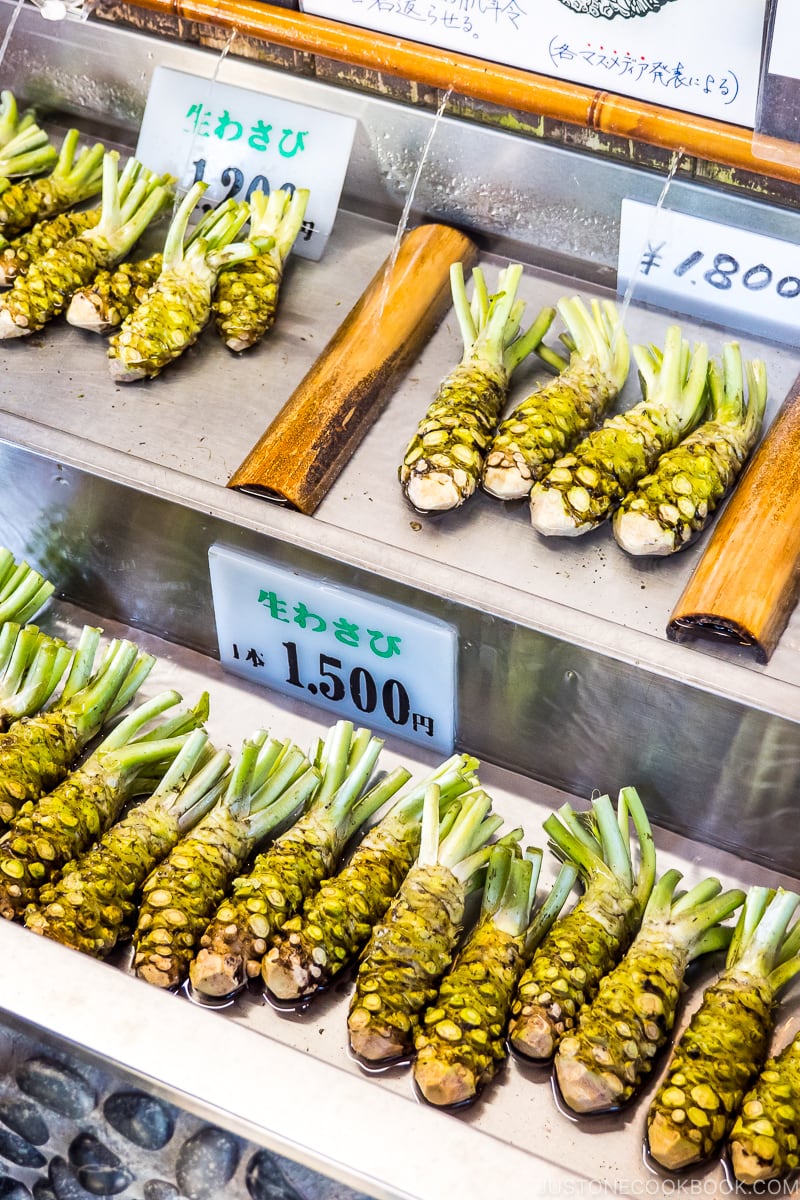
2,602 -> 798,1200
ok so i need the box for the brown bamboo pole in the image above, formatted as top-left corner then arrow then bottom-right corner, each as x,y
668,370 -> 800,663
227,222 -> 478,513
120,0 -> 800,187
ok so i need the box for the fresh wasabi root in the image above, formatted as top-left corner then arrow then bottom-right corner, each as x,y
530,325 -> 709,536
613,344 -> 767,556
0,634 -> 154,830
214,185 -> 308,352
133,732 -> 316,990
108,182 -> 270,381
262,753 -> 478,1002
482,297 -> 629,499
0,208 -> 100,285
730,1032 -> 800,1185
190,721 -> 408,999
414,846 -> 576,1106
66,252 -> 163,332
25,730 -> 229,957
399,262 -> 553,513
0,153 -> 173,337
554,869 -> 745,1113
648,887 -> 800,1171
0,129 -> 104,240
508,787 -> 655,1062
0,690 -> 209,920
347,784 -> 513,1063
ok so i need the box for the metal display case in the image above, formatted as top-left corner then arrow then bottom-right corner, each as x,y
2,5 -> 800,1197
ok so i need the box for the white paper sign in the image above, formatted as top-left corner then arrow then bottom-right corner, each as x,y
301,0 -> 766,126
618,198 -> 800,347
768,0 -> 798,81
136,67 -> 357,260
209,545 -> 457,753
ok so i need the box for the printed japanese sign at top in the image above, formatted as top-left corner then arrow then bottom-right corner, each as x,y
208,545 -> 457,754
136,67 -> 358,261
300,0 -> 767,127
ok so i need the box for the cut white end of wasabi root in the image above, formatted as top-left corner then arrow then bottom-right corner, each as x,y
530,485 -> 593,537
0,308 -> 28,337
482,453 -> 532,500
612,510 -> 676,557
406,471 -> 467,513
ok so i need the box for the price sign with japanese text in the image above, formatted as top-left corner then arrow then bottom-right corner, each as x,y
208,545 -> 457,753
617,198 -> 800,347
136,67 -> 357,260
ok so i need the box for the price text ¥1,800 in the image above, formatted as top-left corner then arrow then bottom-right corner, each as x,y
641,243 -> 800,300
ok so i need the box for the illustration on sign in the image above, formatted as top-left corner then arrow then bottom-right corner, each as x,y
300,0 -> 766,126
208,546 -> 457,754
556,0 -> 677,17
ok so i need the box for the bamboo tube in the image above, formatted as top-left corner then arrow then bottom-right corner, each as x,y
119,0 -> 800,188
227,222 -> 478,514
668,371 -> 800,663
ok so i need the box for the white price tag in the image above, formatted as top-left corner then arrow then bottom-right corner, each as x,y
617,198 -> 800,347
136,67 -> 357,261
208,545 -> 457,753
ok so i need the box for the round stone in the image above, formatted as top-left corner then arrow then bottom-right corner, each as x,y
0,1128 -> 46,1168
143,1182 -> 179,1200
48,1157 -> 95,1200
16,1058 -> 96,1119
175,1128 -> 241,1200
69,1133 -> 132,1196
0,1178 -> 32,1200
32,1180 -> 57,1200
104,1092 -> 175,1151
245,1149 -> 303,1200
0,1099 -> 49,1146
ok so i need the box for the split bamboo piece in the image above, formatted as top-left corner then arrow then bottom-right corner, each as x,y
668,371 -> 800,663
119,0 -> 800,187
227,222 -> 478,514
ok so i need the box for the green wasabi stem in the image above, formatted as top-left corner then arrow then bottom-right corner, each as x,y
554,869 -> 746,1113
508,787 -> 655,1062
0,93 -> 25,150
483,297 -> 629,500
614,345 -> 768,556
0,549 -> 54,625
263,751 -> 480,1001
0,123 -> 56,180
26,728 -> 231,957
0,689 -> 209,919
0,624 -> 72,731
730,1030 -> 800,1184
0,637 -> 154,829
190,721 -> 407,999
0,129 -> 104,240
530,325 -> 709,536
134,732 -> 317,989
399,262 -> 554,513
648,887 -> 800,1171
0,153 -> 174,337
347,784 -> 513,1063
414,847 -> 578,1106
214,185 -> 309,352
108,182 -> 270,381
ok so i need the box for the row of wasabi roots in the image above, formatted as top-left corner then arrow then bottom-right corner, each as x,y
399,264 -> 768,559
0,90 -> 309,375
0,548 -> 799,1187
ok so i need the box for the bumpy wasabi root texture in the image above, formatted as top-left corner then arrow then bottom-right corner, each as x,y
347,785 -> 512,1064
530,325 -> 709,536
730,1031 -> 800,1184
25,730 -> 230,957
414,847 -> 577,1107
0,129 -> 104,239
482,297 -> 629,499
399,262 -> 553,513
613,344 -> 767,556
133,732 -> 317,990
554,869 -> 745,1114
214,185 -> 309,352
262,752 -> 479,1002
0,153 -> 173,337
508,787 -> 655,1062
647,887 -> 800,1172
190,722 -> 408,999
